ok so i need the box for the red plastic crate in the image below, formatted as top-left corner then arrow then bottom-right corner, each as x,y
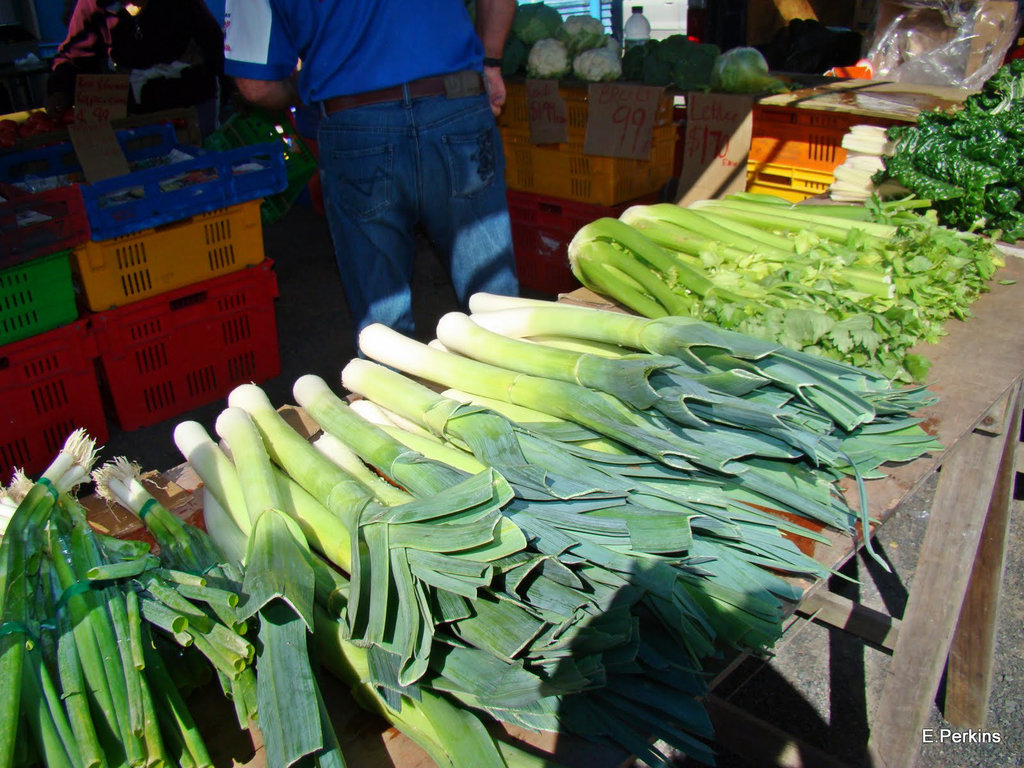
507,190 -> 658,295
90,260 -> 281,431
0,182 -> 90,268
0,319 -> 108,479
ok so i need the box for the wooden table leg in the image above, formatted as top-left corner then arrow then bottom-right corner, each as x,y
944,388 -> 1022,727
867,381 -> 1022,768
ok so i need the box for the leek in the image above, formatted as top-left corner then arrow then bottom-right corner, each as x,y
212,407 -> 339,768
358,321 -> 860,531
2,431 -> 272,768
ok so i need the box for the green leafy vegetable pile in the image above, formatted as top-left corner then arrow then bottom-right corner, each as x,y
622,34 -> 721,90
567,193 -> 1004,383
876,59 -> 1024,242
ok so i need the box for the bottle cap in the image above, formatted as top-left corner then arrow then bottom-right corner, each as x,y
632,6 -> 643,12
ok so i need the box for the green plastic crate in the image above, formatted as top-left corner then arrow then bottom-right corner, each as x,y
0,249 -> 78,346
205,107 -> 317,224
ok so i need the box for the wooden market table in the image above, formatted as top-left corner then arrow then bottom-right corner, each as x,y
86,253 -> 1024,768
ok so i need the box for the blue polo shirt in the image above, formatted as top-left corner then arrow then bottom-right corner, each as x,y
224,0 -> 484,105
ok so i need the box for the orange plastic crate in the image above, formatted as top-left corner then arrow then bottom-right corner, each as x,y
72,199 -> 265,311
501,123 -> 677,206
749,105 -> 906,174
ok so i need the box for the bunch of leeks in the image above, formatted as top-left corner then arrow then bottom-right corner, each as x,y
175,408 -> 634,767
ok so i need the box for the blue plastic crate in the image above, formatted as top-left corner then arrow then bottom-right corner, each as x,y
0,123 -> 180,181
0,124 -> 288,240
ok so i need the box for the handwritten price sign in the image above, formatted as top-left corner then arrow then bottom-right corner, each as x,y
584,83 -> 663,160
525,79 -> 568,144
676,92 -> 754,206
69,74 -> 131,183
73,74 -> 130,125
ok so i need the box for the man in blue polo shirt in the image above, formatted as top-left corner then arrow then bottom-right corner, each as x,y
223,0 -> 520,343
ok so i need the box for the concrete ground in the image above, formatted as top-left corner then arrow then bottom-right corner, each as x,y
99,203 -> 1024,768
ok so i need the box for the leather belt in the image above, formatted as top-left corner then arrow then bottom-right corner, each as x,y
321,71 -> 484,115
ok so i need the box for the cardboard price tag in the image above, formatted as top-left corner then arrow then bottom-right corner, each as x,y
74,74 -> 130,125
675,92 -> 753,206
583,83 -> 663,160
525,79 -> 568,144
68,123 -> 132,183
70,74 -> 132,183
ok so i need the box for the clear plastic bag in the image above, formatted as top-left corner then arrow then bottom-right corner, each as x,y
866,0 -> 1021,90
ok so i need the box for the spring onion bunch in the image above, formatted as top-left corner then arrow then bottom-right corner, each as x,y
0,431 -> 258,768
566,193 -> 1004,382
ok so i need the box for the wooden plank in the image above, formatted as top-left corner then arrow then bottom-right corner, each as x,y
797,591 -> 901,651
706,695 -> 854,768
944,390 -> 1023,727
867,381 -> 1022,768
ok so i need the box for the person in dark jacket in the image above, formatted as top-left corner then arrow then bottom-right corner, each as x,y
46,0 -> 225,135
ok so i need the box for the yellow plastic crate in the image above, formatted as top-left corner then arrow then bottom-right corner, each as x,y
745,160 -> 835,203
72,199 -> 265,311
501,123 -> 677,206
498,81 -> 675,138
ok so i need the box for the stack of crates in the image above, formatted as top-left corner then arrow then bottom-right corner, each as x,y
0,121 -> 288,442
497,82 -> 677,294
746,105 -> 907,201
1,182 -> 105,476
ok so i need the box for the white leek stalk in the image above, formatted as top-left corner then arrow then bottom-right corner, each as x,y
174,420 -> 251,535
342,399 -> 487,475
311,431 -> 413,506
350,398 -> 440,443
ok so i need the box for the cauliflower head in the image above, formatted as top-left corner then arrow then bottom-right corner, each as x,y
573,47 -> 623,82
527,38 -> 572,79
560,14 -> 606,54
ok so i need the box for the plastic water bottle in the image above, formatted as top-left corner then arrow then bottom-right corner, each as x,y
623,6 -> 651,51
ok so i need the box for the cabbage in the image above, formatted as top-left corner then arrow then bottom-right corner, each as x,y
513,3 -> 564,46
560,14 -> 605,55
710,46 -> 787,94
527,38 -> 572,79
573,47 -> 622,82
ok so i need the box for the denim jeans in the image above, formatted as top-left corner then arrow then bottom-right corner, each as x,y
317,88 -> 519,339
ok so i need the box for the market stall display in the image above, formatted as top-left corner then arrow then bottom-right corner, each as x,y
4,250 -> 1020,766
3,3 -> 1022,763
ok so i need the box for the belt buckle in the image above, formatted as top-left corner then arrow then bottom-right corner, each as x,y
443,70 -> 480,99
